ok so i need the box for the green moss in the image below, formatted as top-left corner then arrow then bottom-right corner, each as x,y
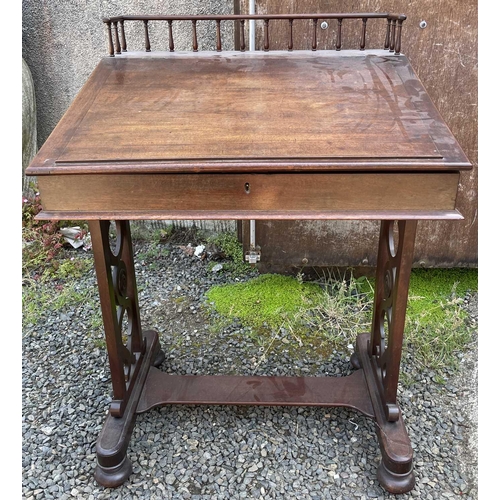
205,268 -> 477,374
406,268 -> 477,321
206,274 -> 324,331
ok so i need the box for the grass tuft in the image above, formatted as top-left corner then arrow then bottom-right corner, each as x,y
403,268 -> 477,371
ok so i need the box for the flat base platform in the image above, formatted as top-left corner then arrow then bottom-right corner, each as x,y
137,368 -> 375,417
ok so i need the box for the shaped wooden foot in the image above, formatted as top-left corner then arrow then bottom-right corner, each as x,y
95,330 -> 159,487
377,458 -> 415,495
357,332 -> 415,494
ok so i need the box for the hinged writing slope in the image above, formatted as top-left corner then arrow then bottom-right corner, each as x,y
56,54 -> 442,163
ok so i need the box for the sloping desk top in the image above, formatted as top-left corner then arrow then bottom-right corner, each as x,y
26,50 -> 471,221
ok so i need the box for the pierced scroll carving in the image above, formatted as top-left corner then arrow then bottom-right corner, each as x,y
89,220 -> 145,417
369,220 -> 417,422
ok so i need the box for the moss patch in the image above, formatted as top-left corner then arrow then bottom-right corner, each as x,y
406,268 -> 477,319
206,274 -> 324,331
206,268 -> 478,373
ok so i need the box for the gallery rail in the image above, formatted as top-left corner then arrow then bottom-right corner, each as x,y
103,13 -> 407,56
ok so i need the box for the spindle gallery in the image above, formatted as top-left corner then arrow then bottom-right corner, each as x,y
103,13 -> 406,55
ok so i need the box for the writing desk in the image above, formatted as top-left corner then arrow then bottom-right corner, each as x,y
26,13 -> 472,494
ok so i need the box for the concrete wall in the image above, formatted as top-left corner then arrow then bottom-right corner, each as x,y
22,0 -> 235,148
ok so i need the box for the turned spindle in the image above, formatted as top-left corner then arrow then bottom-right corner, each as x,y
105,20 -> 114,57
389,19 -> 396,52
336,18 -> 343,51
113,21 -> 121,54
240,19 -> 245,51
312,19 -> 318,51
168,20 -> 174,52
143,20 -> 151,52
192,20 -> 198,51
360,18 -> 367,51
264,19 -> 269,51
395,19 -> 403,54
216,20 -> 222,51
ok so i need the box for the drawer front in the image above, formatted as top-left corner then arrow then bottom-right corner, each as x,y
37,172 -> 460,219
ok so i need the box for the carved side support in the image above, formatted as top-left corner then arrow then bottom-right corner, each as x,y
370,220 -> 417,420
89,220 -> 164,487
364,219 -> 417,493
89,221 -> 145,415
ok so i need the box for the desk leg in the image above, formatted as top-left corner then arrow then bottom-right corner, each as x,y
360,220 -> 417,493
89,220 -> 163,487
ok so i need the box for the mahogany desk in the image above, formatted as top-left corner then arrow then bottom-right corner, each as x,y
26,13 -> 472,495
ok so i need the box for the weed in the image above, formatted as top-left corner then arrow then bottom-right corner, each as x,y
136,242 -> 170,265
303,271 -> 373,350
152,226 -> 174,243
90,311 -> 104,330
22,281 -> 94,326
22,189 -> 96,326
403,268 -> 478,371
206,231 -> 254,276
92,337 -> 107,350
22,192 -> 88,280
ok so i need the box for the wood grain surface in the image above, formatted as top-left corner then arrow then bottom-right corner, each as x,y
37,172 -> 459,216
26,51 -> 469,175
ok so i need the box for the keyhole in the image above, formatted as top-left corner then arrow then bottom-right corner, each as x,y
244,182 -> 250,194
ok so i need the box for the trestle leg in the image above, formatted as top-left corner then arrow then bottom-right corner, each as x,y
89,220 -> 161,487
360,220 -> 418,493
87,218 -> 418,493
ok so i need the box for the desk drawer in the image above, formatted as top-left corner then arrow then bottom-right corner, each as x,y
37,172 -> 460,220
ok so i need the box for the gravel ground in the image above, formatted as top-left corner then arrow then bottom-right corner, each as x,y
22,238 -> 478,500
